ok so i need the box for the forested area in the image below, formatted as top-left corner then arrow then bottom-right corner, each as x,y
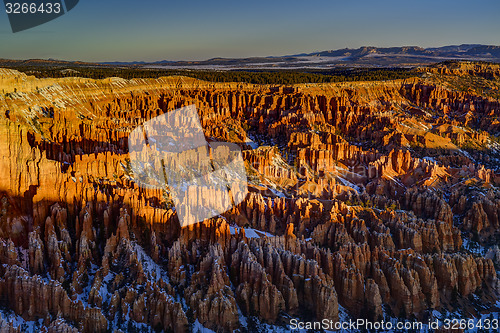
4,65 -> 418,84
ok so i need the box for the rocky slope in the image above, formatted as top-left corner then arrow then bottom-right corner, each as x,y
0,64 -> 499,332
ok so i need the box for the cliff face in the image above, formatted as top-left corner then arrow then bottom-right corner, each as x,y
0,67 -> 499,331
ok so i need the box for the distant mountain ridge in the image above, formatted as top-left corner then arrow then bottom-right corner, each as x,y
302,44 -> 500,59
143,44 -> 500,69
1,44 -> 499,70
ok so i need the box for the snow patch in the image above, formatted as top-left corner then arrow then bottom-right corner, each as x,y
229,226 -> 275,238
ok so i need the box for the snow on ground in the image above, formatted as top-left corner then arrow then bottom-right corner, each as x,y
268,187 -> 287,198
229,226 -> 275,238
97,272 -> 115,305
245,135 -> 259,149
462,238 -> 489,256
0,312 -> 44,332
336,175 -> 363,193
193,319 -> 217,333
8,246 -> 29,270
132,242 -> 170,283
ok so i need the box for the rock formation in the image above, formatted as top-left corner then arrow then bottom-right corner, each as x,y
0,64 -> 499,331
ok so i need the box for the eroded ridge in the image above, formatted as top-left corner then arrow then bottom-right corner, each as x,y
0,65 -> 499,332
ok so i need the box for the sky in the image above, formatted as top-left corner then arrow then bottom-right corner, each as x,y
1,0 -> 500,62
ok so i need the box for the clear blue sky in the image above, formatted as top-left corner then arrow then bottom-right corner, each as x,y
1,0 -> 499,62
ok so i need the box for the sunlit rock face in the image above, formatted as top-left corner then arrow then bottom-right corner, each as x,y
0,65 -> 499,332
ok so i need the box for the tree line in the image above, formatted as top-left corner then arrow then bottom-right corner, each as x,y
5,65 -> 418,84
